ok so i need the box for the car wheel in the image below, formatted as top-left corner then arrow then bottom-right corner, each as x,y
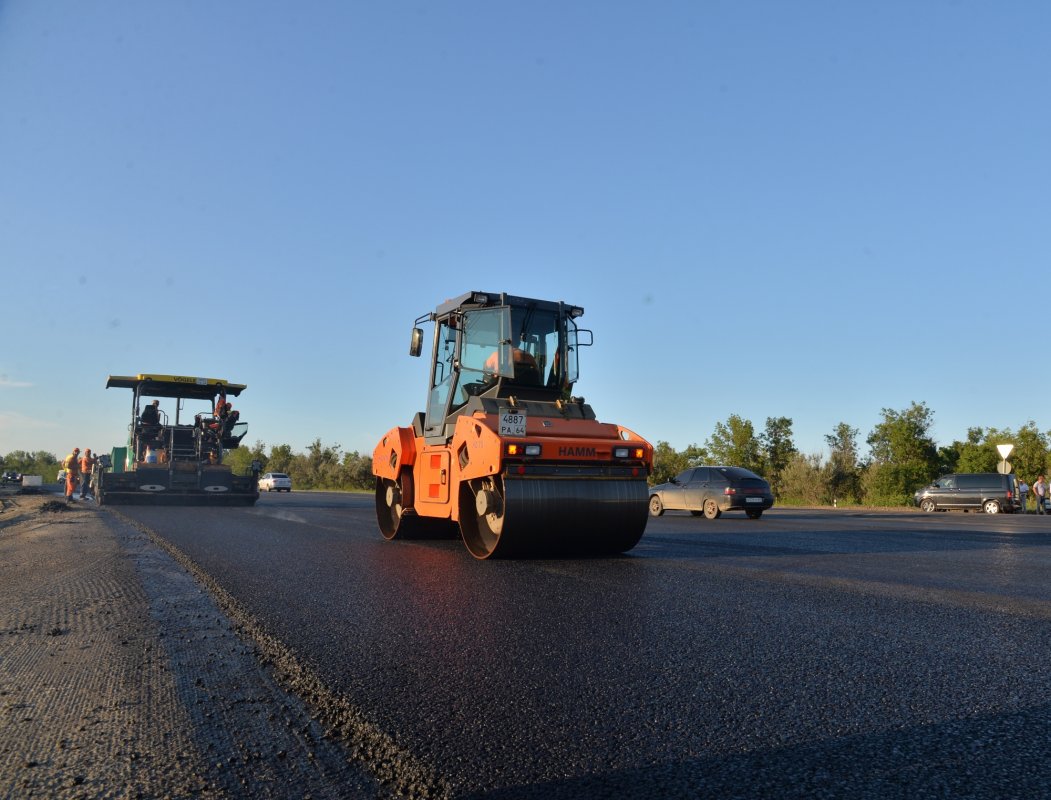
648,495 -> 664,517
703,499 -> 720,520
920,499 -> 936,513
983,500 -> 1000,514
746,509 -> 763,519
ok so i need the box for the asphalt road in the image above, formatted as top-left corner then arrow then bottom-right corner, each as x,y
114,496 -> 1051,799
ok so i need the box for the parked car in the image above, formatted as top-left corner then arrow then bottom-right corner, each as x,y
2,470 -> 21,485
914,473 -> 1020,514
258,472 -> 292,492
649,466 -> 774,519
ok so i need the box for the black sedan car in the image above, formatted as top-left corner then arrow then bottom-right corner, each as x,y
648,466 -> 774,519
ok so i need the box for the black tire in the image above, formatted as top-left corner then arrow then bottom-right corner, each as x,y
648,495 -> 664,517
703,499 -> 721,520
983,500 -> 1000,514
746,509 -> 763,519
920,498 -> 936,513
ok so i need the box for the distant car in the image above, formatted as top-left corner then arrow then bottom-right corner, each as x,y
649,466 -> 774,519
913,473 -> 1020,514
57,470 -> 67,483
258,472 -> 292,492
2,470 -> 21,485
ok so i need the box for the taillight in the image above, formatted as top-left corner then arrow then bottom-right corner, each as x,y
614,446 -> 646,459
723,486 -> 737,496
505,443 -> 541,457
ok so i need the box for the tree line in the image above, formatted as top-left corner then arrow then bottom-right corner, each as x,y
5,402 -> 1049,504
650,401 -> 1051,506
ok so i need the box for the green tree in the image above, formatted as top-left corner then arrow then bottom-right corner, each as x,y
342,451 -> 375,490
982,422 -> 1049,483
759,416 -> 796,496
1,450 -> 60,480
651,441 -> 708,486
823,422 -> 860,504
1012,422 -> 1049,482
864,401 -> 939,504
937,443 -> 960,475
954,427 -> 998,473
223,440 -> 269,476
705,415 -> 760,472
267,444 -> 295,475
777,452 -> 825,505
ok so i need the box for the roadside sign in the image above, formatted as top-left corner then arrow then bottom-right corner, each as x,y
997,461 -> 1012,475
997,444 -> 1014,460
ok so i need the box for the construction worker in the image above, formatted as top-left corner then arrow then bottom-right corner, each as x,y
62,447 -> 81,501
78,448 -> 96,499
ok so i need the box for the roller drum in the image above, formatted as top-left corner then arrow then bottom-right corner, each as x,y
460,476 -> 648,559
375,477 -> 459,540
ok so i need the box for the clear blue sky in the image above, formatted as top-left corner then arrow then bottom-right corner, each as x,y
2,1 -> 1049,464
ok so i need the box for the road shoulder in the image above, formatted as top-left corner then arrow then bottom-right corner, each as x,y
0,491 -> 376,799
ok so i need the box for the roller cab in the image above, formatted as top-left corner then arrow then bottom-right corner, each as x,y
94,373 -> 260,506
373,292 -> 652,558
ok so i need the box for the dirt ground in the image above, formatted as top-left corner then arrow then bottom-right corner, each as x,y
0,488 -> 378,799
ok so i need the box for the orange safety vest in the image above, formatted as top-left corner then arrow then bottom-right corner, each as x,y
79,455 -> 95,474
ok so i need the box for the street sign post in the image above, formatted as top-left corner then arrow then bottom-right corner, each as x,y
997,444 -> 1015,475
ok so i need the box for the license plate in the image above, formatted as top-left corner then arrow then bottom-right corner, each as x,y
745,497 -> 763,503
499,411 -> 527,436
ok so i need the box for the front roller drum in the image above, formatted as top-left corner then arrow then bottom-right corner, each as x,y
459,476 -> 649,559
375,475 -> 458,540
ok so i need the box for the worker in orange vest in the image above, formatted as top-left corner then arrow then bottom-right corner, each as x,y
62,447 -> 81,501
78,448 -> 96,500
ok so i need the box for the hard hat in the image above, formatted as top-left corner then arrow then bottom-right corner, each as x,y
84,448 -> 91,454
74,447 -> 80,452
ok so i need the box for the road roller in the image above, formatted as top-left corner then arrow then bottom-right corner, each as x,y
372,291 -> 653,559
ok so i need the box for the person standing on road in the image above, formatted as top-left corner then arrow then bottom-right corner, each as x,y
78,448 -> 96,500
1018,477 -> 1029,513
1035,476 -> 1047,515
62,447 -> 81,501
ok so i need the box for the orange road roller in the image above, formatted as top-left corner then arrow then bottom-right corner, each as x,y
372,291 -> 653,559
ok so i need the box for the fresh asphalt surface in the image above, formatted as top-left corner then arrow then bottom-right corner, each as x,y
115,495 -> 1051,798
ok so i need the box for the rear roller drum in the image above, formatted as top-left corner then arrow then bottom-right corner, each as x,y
375,474 -> 458,540
375,477 -> 406,540
458,477 -> 506,559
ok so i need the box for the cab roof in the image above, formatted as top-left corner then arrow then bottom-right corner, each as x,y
105,373 -> 246,400
431,291 -> 583,320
